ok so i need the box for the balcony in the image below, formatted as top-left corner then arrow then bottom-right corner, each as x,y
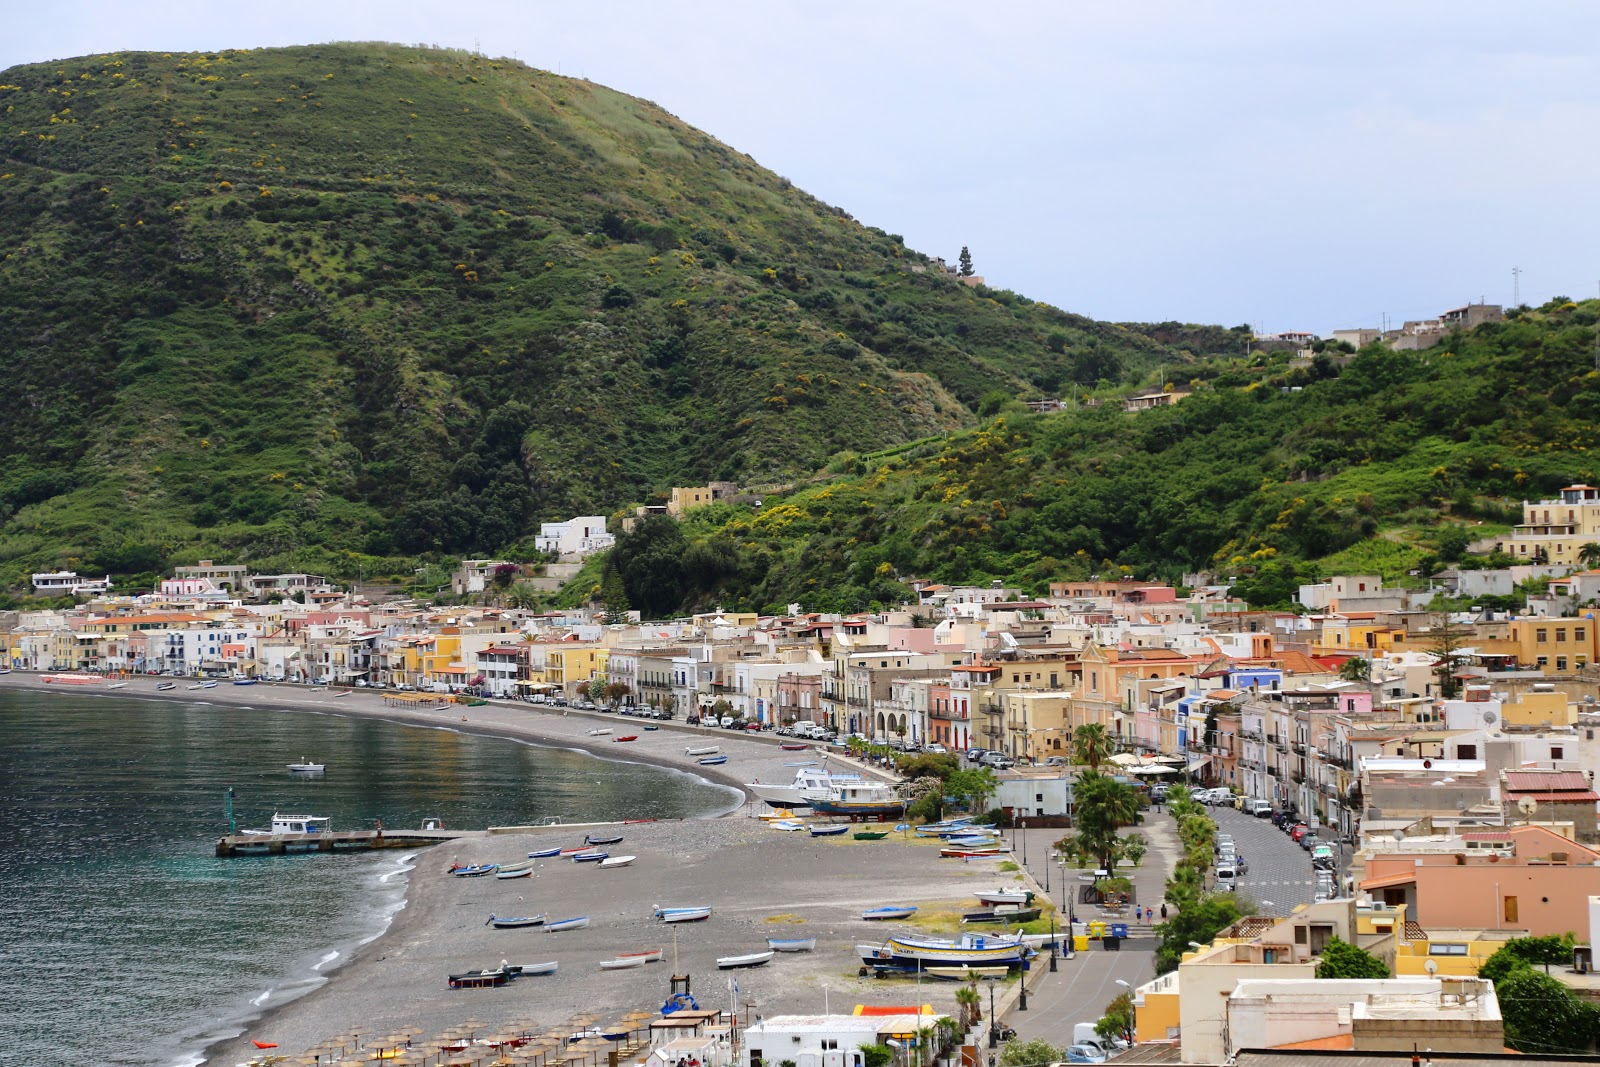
1273,739 -> 1288,753
1292,742 -> 1307,756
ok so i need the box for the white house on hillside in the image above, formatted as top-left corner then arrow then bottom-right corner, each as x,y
536,516 -> 615,558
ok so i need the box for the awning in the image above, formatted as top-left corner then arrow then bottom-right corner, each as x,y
1186,755 -> 1212,772
1128,764 -> 1180,775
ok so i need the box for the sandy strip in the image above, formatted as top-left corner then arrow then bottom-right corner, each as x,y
1,676 -> 1038,1064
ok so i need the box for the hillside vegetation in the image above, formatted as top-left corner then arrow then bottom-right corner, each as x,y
575,299 -> 1600,614
0,43 -> 1231,589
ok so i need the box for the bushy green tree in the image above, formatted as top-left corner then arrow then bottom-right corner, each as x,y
1096,990 -> 1136,1045
1073,770 -> 1139,869
1496,967 -> 1597,1054
1314,936 -> 1389,978
946,767 -> 999,813
998,1038 -> 1060,1067
1154,892 -> 1251,974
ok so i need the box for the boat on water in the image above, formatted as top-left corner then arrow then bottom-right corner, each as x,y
286,757 -> 326,775
448,966 -> 510,989
858,933 -> 1031,971
572,850 -> 608,863
717,950 -> 774,970
599,956 -> 647,970
963,907 -> 1041,924
495,867 -> 534,880
809,824 -> 849,837
853,830 -> 889,840
863,905 -> 918,920
546,916 -> 590,931
451,863 -> 500,877
613,735 -> 639,743
506,961 -> 558,977
653,905 -> 712,923
584,834 -> 624,846
923,965 -> 1013,980
486,914 -> 547,929
807,779 -> 906,819
528,847 -> 563,858
974,889 -> 1035,906
598,855 -> 636,869
239,813 -> 331,836
587,728 -> 612,736
767,937 -> 816,952
697,755 -> 728,766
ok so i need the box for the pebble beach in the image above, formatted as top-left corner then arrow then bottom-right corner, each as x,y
0,676 -> 1042,1066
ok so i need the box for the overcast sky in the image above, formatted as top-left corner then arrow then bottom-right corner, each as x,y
7,2 -> 1599,333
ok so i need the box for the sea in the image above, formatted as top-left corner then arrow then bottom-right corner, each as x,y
0,689 -> 738,1067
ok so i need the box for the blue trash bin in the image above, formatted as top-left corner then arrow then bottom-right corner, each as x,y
1111,923 -> 1129,939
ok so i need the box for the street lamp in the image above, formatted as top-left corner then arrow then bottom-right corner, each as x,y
1048,910 -> 1058,972
986,978 -> 999,1048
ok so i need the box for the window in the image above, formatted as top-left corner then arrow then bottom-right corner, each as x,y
1503,896 -> 1519,923
1537,657 -> 1549,668
1429,943 -> 1469,956
1557,657 -> 1568,672
1457,744 -> 1477,759
1557,628 -> 1568,642
1551,746 -> 1564,760
1576,628 -> 1587,642
1536,628 -> 1548,643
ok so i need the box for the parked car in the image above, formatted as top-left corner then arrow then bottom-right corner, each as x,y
966,748 -> 989,763
744,721 -> 763,732
1245,799 -> 1273,818
1289,823 -> 1310,842
926,743 -> 948,754
719,716 -> 736,728
686,715 -> 701,725
1063,1045 -> 1108,1065
1311,844 -> 1335,869
1299,832 -> 1321,852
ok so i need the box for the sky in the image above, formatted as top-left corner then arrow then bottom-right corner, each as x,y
6,1 -> 1600,334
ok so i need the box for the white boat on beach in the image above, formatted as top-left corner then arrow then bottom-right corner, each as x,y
767,937 -> 816,952
599,956 -> 647,970
923,965 -> 1012,980
653,905 -> 712,923
974,889 -> 1033,905
546,916 -> 590,932
495,867 -> 534,879
614,947 -> 663,963
747,766 -> 863,809
186,683 -> 204,690
717,950 -> 773,970
286,757 -> 326,775
507,960 -> 558,977
332,689 -> 352,698
107,681 -> 128,690
486,914 -> 547,929
685,745 -> 720,756
588,728 -> 612,736
863,905 -> 918,920
598,855 -> 636,869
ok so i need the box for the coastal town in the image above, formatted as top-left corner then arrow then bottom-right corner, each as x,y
6,482 -> 1600,1064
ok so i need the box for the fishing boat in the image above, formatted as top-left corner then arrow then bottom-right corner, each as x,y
767,937 -> 816,952
572,850 -> 608,863
809,824 -> 849,837
779,743 -> 810,751
940,846 -> 1008,859
506,961 -> 558,977
974,889 -> 1035,906
546,916 -> 590,932
862,905 -> 918,920
613,735 -> 639,743
528,847 -> 563,858
448,966 -> 510,989
286,758 -> 326,775
806,779 -> 906,819
644,724 -> 659,731
497,858 -> 537,873
770,819 -> 807,831
232,678 -> 258,686
486,914 -> 547,929
923,965 -> 1013,980
240,813 -> 332,836
853,830 -> 889,840
587,728 -> 612,736
962,907 -> 1041,924
155,681 -> 177,691
451,863 -> 500,877
717,950 -> 774,970
107,681 -> 129,690
201,681 -> 218,689
598,855 -> 636,869
614,947 -> 663,963
685,746 -> 720,757
858,934 -> 1031,971
584,834 -> 625,846
747,767 -> 862,809
495,867 -> 534,880
653,905 -> 712,923
186,683 -> 204,690
697,755 -> 728,766
599,956 -> 647,970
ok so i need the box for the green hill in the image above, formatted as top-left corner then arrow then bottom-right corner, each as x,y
576,300 -> 1600,615
0,43 -> 1230,589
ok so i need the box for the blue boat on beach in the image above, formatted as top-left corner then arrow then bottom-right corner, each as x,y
528,847 -> 562,858
697,755 -> 728,766
863,905 -> 918,920
808,825 -> 849,837
573,850 -> 608,862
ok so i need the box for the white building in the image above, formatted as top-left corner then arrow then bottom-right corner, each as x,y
739,1013 -> 948,1067
31,571 -> 112,596
536,516 -> 615,558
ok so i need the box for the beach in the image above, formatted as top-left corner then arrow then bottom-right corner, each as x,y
0,676 -> 1038,1065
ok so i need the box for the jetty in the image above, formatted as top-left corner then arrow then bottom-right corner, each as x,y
215,827 -> 472,857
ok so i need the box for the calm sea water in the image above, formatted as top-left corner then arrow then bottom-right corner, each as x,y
0,690 -> 736,1067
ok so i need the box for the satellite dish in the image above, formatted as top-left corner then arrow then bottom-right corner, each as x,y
1424,958 -> 1438,976
1392,828 -> 1406,843
1517,796 -> 1538,816
1483,710 -> 1497,724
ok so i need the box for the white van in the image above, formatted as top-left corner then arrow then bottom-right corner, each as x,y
1215,862 -> 1239,891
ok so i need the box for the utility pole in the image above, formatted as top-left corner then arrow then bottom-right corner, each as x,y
1512,266 -> 1522,308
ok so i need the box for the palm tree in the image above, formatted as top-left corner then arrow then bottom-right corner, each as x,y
1578,542 -> 1600,569
1338,657 -> 1370,682
954,983 -> 982,1029
1073,723 -> 1116,770
1073,770 -> 1139,869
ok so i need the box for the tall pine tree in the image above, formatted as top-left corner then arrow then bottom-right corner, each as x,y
957,246 -> 974,277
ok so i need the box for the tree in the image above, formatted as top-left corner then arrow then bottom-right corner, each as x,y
604,682 -> 631,707
1314,936 -> 1389,978
599,561 -> 632,623
1154,892 -> 1252,974
858,1045 -> 892,1067
954,982 -> 982,1028
1480,934 -> 1577,983
1338,657 -> 1370,683
946,766 -> 1000,813
1073,770 -> 1139,869
957,246 -> 974,278
1578,542 -> 1600,568
1422,612 -> 1466,698
998,1039 -> 1060,1067
1496,966 -> 1598,1054
1096,990 -> 1136,1047
1073,723 -> 1116,771
608,515 -> 687,618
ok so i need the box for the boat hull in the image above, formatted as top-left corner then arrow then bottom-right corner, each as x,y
858,937 -> 1029,970
600,957 -> 646,970
489,915 -> 547,929
809,825 -> 849,837
507,961 -> 557,977
717,951 -> 774,969
654,907 -> 712,923
808,799 -> 905,817
598,855 -> 636,869
863,906 -> 918,920
767,938 -> 816,952
546,917 -> 590,931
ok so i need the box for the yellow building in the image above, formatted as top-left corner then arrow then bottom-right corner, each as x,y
1502,484 -> 1600,566
545,644 -> 608,698
1502,688 -> 1578,728
1506,617 -> 1596,674
1393,929 -> 1521,977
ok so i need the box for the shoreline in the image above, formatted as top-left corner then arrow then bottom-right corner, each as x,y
0,675 -> 927,1067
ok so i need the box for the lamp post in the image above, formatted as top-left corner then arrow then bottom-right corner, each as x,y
1048,910 -> 1058,973
987,979 -> 999,1048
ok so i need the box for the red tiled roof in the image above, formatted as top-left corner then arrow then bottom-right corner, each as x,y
1504,770 -> 1592,792
1507,791 -> 1600,804
1461,832 -> 1514,841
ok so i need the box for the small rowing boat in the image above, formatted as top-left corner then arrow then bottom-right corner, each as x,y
615,947 -> 663,963
599,955 -> 647,970
770,819 -> 806,832
486,914 -> 547,929
962,907 -> 1041,924
653,905 -> 712,923
853,830 -> 889,840
186,683 -> 204,690
940,846 -> 1008,859
155,681 -> 176,691
863,905 -> 918,920
613,735 -> 638,743
546,916 -> 590,932
767,937 -> 816,952
974,889 -> 1035,905
923,964 -> 1012,980
332,689 -> 351,698
448,967 -> 509,989
572,850 -> 608,863
451,863 -> 499,877
507,960 -> 558,977
685,745 -> 719,756
584,834 -> 624,846
717,950 -> 773,969
495,867 -> 533,880
231,678 -> 257,686
809,824 -> 849,837
780,742 -> 810,750
587,728 -> 612,736
528,847 -> 562,858
107,681 -> 128,690
598,854 -> 636,869
697,755 -> 728,766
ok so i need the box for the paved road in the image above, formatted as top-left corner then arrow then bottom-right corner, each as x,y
1208,804 -> 1325,915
